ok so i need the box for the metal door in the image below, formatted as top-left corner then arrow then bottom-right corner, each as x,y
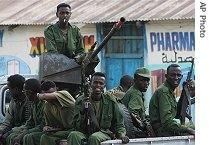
105,55 -> 143,89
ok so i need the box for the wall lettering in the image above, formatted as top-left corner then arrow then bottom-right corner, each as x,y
29,35 -> 95,56
150,32 -> 195,52
29,37 -> 46,57
83,35 -> 94,52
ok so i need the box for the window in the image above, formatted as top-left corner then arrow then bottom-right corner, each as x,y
103,22 -> 144,55
7,59 -> 20,75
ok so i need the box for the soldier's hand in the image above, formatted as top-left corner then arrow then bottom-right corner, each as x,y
43,126 -> 54,132
74,53 -> 86,65
187,128 -> 195,135
120,135 -> 129,144
183,79 -> 195,97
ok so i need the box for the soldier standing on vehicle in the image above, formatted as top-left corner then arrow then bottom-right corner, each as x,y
0,74 -> 32,145
38,81 -> 75,145
149,64 -> 195,136
6,79 -> 45,145
68,72 -> 129,145
44,3 -> 85,59
122,67 -> 151,137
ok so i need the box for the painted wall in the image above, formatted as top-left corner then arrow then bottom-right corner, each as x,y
0,24 -> 98,77
144,20 -> 195,123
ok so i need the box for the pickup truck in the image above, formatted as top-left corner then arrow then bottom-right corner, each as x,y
101,135 -> 195,145
0,74 -> 195,145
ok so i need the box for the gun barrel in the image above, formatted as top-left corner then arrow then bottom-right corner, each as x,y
187,58 -> 194,80
91,17 -> 125,59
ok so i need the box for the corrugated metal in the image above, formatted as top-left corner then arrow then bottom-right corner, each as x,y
0,0 -> 194,25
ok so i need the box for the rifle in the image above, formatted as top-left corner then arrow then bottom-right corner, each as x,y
130,113 -> 155,137
176,58 -> 194,125
81,17 -> 126,136
144,119 -> 156,137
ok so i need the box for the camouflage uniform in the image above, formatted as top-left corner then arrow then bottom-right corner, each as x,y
44,22 -> 84,58
67,94 -> 126,145
149,82 -> 191,136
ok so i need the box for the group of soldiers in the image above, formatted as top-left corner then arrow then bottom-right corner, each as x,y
0,66 -> 195,145
0,2 -> 195,145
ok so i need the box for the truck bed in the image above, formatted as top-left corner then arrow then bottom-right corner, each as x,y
101,135 -> 194,145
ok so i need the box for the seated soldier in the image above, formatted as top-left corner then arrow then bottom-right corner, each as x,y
122,67 -> 153,138
67,72 -> 129,145
149,64 -> 195,137
107,75 -> 134,101
6,79 -> 45,145
0,74 -> 32,145
38,81 -> 75,145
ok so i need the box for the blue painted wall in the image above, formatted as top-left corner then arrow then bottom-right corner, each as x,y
0,55 -> 31,76
97,22 -> 146,89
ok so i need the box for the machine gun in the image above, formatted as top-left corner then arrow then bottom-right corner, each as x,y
39,17 -> 125,95
176,58 -> 194,125
39,17 -> 125,137
81,17 -> 126,136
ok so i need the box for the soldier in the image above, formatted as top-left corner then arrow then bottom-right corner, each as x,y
38,81 -> 75,145
122,67 -> 151,137
149,64 -> 195,136
6,79 -> 45,145
68,72 -> 129,145
44,3 -> 84,59
0,74 -> 32,145
107,75 -> 134,101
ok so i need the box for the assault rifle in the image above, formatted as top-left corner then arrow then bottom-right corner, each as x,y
176,58 -> 194,125
81,17 -> 126,136
130,113 -> 155,137
144,119 -> 156,137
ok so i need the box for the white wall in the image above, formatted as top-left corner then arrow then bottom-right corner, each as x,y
144,20 -> 195,123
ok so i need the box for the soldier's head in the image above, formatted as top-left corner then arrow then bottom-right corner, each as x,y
134,67 -> 150,92
165,64 -> 183,89
56,3 -> 71,25
7,74 -> 25,100
23,79 -> 41,101
41,80 -> 57,93
120,75 -> 134,92
90,72 -> 106,99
